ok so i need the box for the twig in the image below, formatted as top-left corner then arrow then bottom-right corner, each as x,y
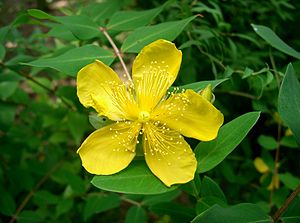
268,49 -> 282,206
120,196 -> 142,207
9,161 -> 62,223
273,184 -> 300,222
269,49 -> 280,89
215,89 -> 257,100
99,27 -> 133,83
19,72 -> 76,111
269,123 -> 282,205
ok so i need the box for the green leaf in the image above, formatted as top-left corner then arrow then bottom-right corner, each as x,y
121,16 -> 197,53
200,176 -> 226,203
0,44 -> 5,60
143,189 -> 180,206
28,9 -> 101,40
125,206 -> 147,223
281,197 -> 300,223
279,173 -> 300,190
149,202 -> 195,222
46,23 -> 77,41
81,0 -> 122,24
192,203 -> 272,223
0,189 -> 16,216
242,67 -> 254,79
251,24 -> 300,59
55,199 -> 74,217
92,160 -> 177,194
280,136 -> 299,149
107,5 -> 165,31
33,190 -> 59,205
22,45 -> 115,76
0,26 -> 10,43
55,15 -> 102,40
18,210 -> 45,223
278,64 -> 300,145
224,66 -> 234,77
0,81 -> 19,100
0,103 -> 16,129
173,78 -> 228,92
258,134 -> 277,150
27,9 -> 55,20
181,174 -> 201,198
196,196 -> 227,214
89,114 -> 114,129
67,113 -> 89,145
195,112 -> 260,173
83,194 -> 121,221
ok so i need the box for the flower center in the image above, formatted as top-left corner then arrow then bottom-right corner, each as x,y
138,111 -> 150,123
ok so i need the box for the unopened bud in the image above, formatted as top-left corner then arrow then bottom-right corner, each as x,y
199,84 -> 215,103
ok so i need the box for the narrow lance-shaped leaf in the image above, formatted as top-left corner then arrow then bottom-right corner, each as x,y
121,16 -> 197,53
81,0 -> 122,24
22,45 -> 115,76
125,206 -> 147,223
195,112 -> 260,173
251,24 -> 300,59
27,9 -> 101,40
170,78 -> 228,93
278,63 -> 300,145
55,15 -> 101,40
106,3 -> 166,31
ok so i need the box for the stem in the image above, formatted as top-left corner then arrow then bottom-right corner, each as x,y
269,49 -> 282,206
9,161 -> 62,223
186,31 -> 226,70
121,196 -> 142,207
99,27 -> 133,83
269,49 -> 280,89
273,184 -> 300,222
19,72 -> 76,111
215,89 -> 257,100
269,122 -> 282,205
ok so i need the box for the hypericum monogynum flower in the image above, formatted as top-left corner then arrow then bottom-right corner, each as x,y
76,39 -> 224,186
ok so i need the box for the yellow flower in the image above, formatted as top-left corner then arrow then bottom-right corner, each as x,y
76,39 -> 224,187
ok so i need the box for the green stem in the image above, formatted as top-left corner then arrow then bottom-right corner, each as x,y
215,89 -> 257,100
121,196 -> 142,207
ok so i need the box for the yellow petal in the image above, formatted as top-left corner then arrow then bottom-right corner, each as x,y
77,60 -> 138,121
132,39 -> 182,112
152,89 -> 224,141
143,122 -> 197,187
78,121 -> 141,175
254,157 -> 269,174
267,174 -> 280,190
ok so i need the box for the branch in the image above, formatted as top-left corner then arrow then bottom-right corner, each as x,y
273,184 -> 300,222
99,27 -> 133,83
19,72 -> 76,111
215,89 -> 257,100
9,161 -> 62,223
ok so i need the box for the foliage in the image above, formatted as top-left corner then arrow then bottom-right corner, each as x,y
0,0 -> 299,222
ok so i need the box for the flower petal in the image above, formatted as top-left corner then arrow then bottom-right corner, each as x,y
153,89 -> 224,141
78,121 -> 141,175
132,39 -> 182,112
77,60 -> 138,121
143,122 -> 197,187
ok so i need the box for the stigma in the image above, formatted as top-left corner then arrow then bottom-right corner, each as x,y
138,111 -> 150,123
